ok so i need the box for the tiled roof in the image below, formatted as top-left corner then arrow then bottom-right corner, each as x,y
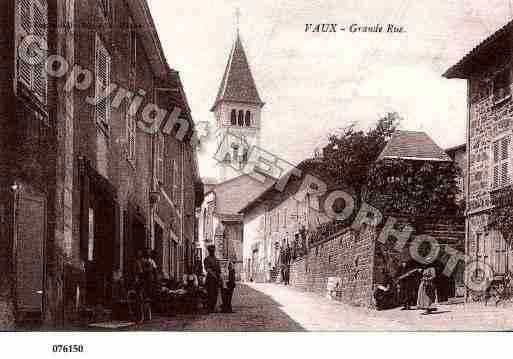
238,158 -> 349,215
211,34 -> 264,111
444,20 -> 513,79
212,173 -> 275,215
377,130 -> 452,162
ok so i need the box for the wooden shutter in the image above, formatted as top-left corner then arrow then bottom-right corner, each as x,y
95,35 -> 111,128
493,166 -> 499,189
502,136 -> 510,186
493,138 -> 499,188
501,136 -> 510,160
18,0 -> 32,89
493,140 -> 500,163
493,136 -> 511,188
33,0 -> 47,104
17,0 -> 47,104
493,231 -> 507,275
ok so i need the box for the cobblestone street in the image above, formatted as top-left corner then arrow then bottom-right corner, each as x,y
132,283 -> 513,331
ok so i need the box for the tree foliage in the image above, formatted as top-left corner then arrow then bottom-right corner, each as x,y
319,111 -> 462,216
321,112 -> 401,199
487,206 -> 513,243
367,159 -> 462,216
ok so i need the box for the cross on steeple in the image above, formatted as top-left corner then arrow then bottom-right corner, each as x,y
235,8 -> 241,34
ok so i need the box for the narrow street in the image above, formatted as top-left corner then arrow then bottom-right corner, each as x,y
132,283 -> 513,331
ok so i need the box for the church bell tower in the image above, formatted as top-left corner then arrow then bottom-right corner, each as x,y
211,31 -> 265,183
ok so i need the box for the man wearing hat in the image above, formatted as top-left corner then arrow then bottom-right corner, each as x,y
204,244 -> 221,313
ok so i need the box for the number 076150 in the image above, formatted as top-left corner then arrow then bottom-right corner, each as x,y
51,345 -> 84,353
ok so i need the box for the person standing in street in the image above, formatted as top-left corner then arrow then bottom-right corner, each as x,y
221,262 -> 236,313
203,244 -> 221,313
417,267 -> 437,315
279,241 -> 286,284
395,261 -> 417,310
284,242 -> 291,285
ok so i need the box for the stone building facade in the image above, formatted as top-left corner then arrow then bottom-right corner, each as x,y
444,20 -> 513,287
0,0 -> 202,329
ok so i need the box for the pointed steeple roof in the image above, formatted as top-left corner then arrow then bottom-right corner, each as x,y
211,34 -> 264,111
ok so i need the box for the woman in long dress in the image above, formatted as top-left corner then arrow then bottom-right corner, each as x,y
417,267 -> 437,315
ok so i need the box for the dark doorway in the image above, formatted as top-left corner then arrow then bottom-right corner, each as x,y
124,214 -> 146,281
85,195 -> 116,307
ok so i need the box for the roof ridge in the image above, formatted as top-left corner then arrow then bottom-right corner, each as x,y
211,33 -> 264,111
444,19 -> 513,78
377,130 -> 451,162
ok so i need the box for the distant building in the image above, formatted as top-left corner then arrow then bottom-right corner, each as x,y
238,159 -> 344,282
444,20 -> 513,284
197,174 -> 275,279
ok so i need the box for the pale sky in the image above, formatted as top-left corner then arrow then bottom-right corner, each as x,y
148,0 -> 513,179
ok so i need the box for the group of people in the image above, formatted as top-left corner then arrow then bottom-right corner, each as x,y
203,244 -> 236,313
129,245 -> 237,322
374,260 -> 438,315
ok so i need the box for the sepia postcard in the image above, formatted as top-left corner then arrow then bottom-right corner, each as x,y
1,0 -> 513,356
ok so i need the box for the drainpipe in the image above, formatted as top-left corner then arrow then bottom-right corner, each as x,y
11,182 -> 20,327
306,192 -> 310,253
181,142 -> 185,274
465,78 -> 471,302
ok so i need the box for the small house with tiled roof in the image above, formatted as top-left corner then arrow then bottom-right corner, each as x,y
377,130 -> 452,162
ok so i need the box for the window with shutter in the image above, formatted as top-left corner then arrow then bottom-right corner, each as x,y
492,135 -> 511,189
100,0 -> 112,22
95,35 -> 111,131
33,1 -> 47,104
18,0 -> 32,89
493,231 -> 508,275
17,0 -> 47,105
